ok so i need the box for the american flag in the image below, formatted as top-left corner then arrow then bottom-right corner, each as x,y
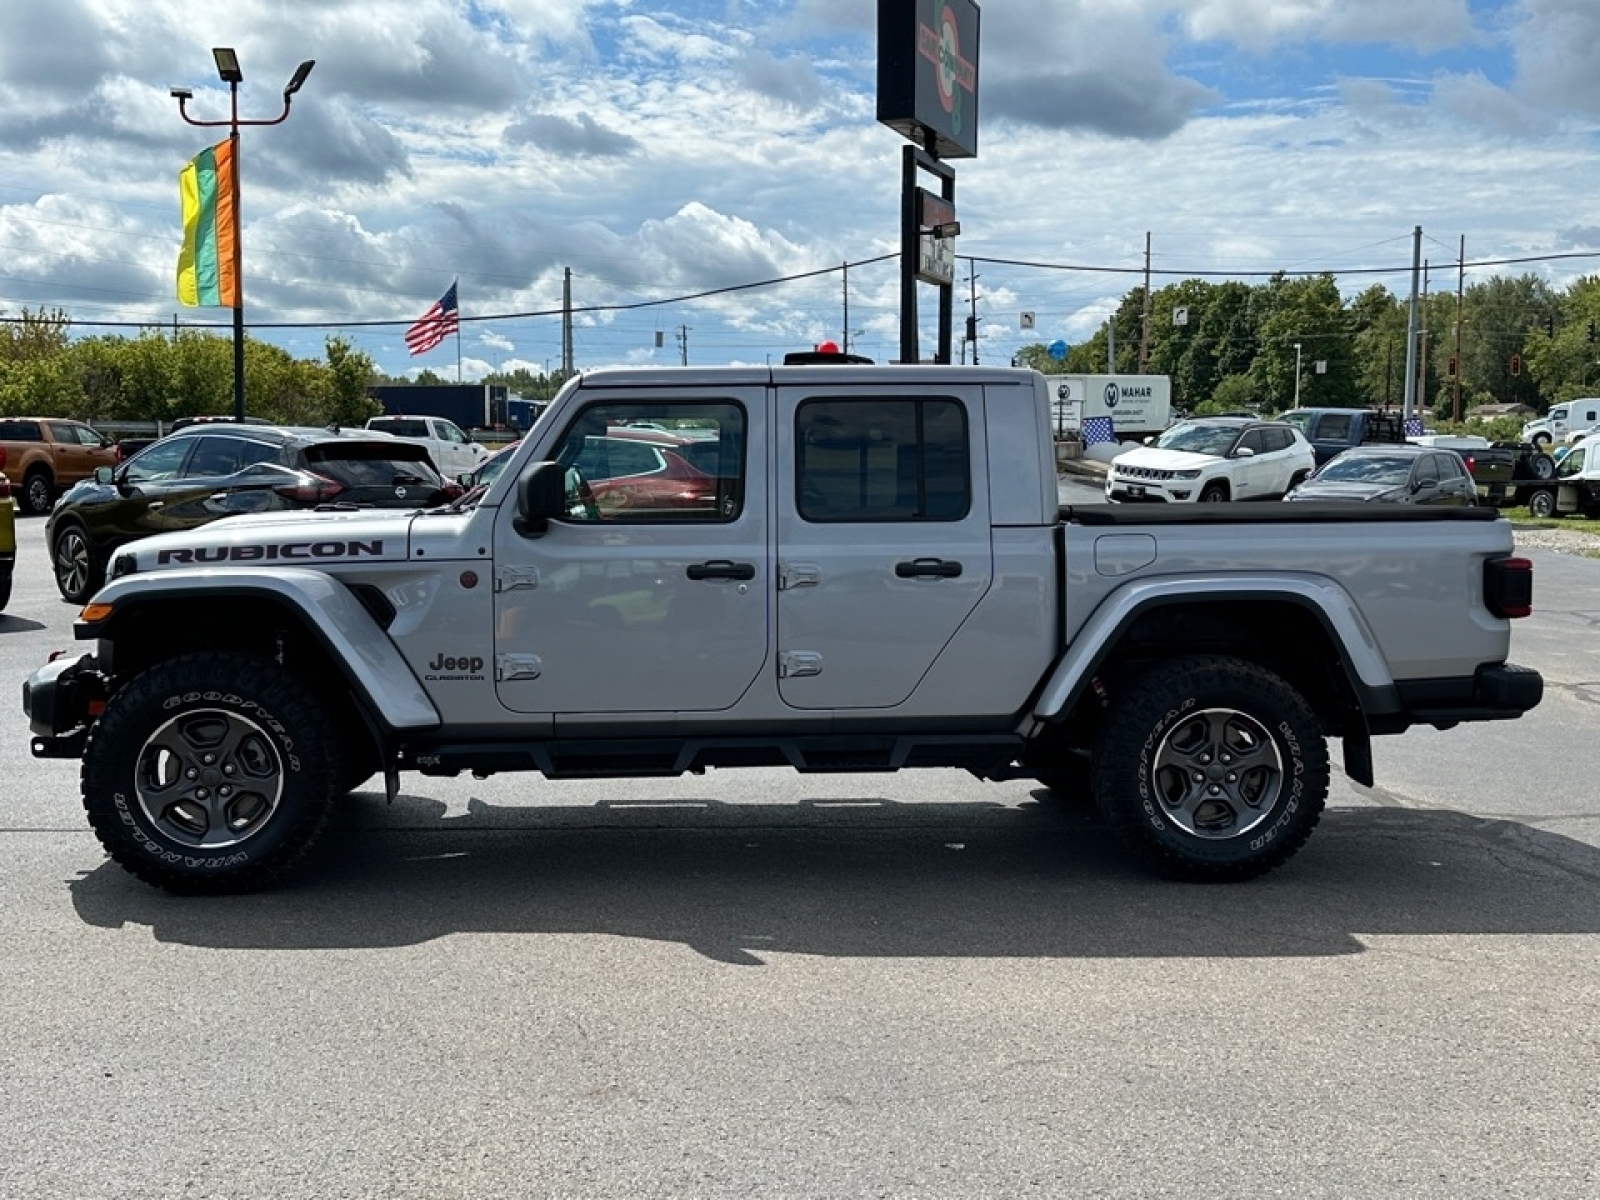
1403,416 -> 1426,438
1081,415 -> 1117,446
405,283 -> 459,356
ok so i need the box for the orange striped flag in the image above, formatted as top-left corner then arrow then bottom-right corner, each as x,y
176,138 -> 239,308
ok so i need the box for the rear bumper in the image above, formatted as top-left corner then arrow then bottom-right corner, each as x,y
1390,662 -> 1543,728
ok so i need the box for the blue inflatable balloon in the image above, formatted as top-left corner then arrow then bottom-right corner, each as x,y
1047,339 -> 1068,361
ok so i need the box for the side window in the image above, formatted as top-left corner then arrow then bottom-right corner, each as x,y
1437,453 -> 1465,481
73,424 -> 108,446
1318,414 -> 1352,441
437,421 -> 468,444
123,438 -> 195,484
1236,429 -> 1266,455
1557,447 -> 1585,478
1270,428 -> 1295,452
183,436 -> 247,477
0,420 -> 42,441
548,401 -> 746,522
796,397 -> 970,523
46,421 -> 80,443
1413,455 -> 1439,485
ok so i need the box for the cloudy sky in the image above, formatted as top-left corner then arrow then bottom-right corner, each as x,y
1,0 -> 1598,380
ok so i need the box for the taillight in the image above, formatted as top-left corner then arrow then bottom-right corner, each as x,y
1463,454 -> 1476,473
0,475 -> 10,500
273,472 -> 345,504
1484,555 -> 1533,619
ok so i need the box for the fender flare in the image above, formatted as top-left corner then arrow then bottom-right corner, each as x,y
1031,572 -> 1399,723
80,567 -> 441,732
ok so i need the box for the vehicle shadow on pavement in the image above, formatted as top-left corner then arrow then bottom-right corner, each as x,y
68,796 -> 1600,963
0,614 -> 47,634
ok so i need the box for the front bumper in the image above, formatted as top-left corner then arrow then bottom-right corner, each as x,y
22,653 -> 107,758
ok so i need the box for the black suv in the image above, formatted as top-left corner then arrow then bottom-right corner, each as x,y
47,424 -> 453,602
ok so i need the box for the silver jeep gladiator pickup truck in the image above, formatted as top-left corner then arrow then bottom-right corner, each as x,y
23,359 -> 1542,893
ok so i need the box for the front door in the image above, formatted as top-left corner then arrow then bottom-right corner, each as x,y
774,385 -> 994,710
493,389 -> 767,715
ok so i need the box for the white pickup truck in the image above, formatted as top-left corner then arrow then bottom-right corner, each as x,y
364,413 -> 490,478
23,356 -> 1542,893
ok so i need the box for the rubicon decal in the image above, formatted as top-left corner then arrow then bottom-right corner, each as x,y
156,540 -> 385,564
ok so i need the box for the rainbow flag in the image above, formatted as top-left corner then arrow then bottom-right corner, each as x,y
176,138 -> 239,308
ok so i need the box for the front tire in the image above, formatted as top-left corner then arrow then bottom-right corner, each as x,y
82,652 -> 340,893
52,523 -> 103,604
1198,482 -> 1229,503
1091,655 -> 1328,881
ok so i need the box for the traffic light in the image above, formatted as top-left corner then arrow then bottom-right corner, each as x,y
1589,320 -> 1598,344
1545,315 -> 1555,337
1447,356 -> 1458,376
1510,353 -> 1522,376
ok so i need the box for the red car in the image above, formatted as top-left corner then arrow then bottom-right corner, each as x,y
573,435 -> 719,515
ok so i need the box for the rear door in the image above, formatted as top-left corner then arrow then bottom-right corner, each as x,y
774,382 -> 993,709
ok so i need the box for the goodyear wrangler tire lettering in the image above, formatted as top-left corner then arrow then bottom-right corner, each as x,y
1090,654 -> 1328,882
83,652 -> 339,895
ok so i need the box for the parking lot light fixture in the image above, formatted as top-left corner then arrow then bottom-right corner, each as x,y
171,52 -> 314,422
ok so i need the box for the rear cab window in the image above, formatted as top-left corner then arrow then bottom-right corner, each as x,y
795,397 -> 970,522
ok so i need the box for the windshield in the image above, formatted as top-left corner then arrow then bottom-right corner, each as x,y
1315,454 -> 1413,484
1278,411 -> 1313,431
1154,423 -> 1242,456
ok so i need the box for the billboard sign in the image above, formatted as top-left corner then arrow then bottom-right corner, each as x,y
877,0 -> 981,159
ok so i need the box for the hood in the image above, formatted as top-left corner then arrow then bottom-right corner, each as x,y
1288,479 -> 1404,502
1111,446 -> 1219,472
111,507 -> 419,575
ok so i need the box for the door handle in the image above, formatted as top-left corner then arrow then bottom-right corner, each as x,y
895,558 -> 962,579
687,559 -> 756,581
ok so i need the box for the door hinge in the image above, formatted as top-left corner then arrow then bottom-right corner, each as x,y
495,653 -> 543,681
778,651 -> 823,678
495,566 -> 541,592
778,562 -> 822,591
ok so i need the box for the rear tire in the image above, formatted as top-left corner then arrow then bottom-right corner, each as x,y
1527,489 -> 1558,519
82,652 -> 340,893
22,468 -> 53,516
1091,655 -> 1328,881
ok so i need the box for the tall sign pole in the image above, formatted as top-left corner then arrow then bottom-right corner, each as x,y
877,0 -> 980,363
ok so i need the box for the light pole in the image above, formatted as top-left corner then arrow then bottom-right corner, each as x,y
1293,341 -> 1304,408
172,50 -> 314,422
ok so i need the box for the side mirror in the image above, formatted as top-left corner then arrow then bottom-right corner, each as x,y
513,460 -> 571,537
1233,446 -> 1256,458
93,466 -> 115,485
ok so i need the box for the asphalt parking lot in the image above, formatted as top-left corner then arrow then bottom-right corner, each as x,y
2,506 -> 1598,1200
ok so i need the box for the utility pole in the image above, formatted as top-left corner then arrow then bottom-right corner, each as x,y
1403,225 -> 1422,421
1138,231 -> 1152,372
676,325 -> 690,366
967,260 -> 980,366
842,261 -> 850,354
1454,236 -> 1465,422
1419,261 -> 1431,417
561,267 -> 573,374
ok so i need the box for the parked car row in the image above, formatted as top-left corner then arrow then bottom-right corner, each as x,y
1104,417 -> 1484,508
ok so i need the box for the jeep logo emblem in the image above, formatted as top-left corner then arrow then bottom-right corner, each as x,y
426,653 -> 485,681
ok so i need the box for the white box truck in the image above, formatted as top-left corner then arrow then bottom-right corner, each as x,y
1046,374 -> 1172,442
